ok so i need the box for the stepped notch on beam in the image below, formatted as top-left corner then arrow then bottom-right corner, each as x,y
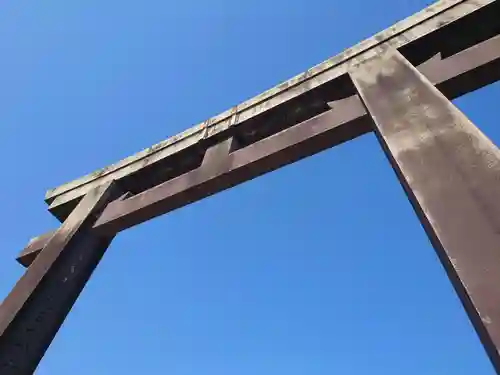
18,30 -> 500,267
43,0 -> 499,221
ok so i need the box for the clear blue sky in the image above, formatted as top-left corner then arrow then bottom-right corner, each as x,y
1,0 -> 499,374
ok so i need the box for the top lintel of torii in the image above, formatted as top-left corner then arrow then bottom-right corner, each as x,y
44,0 -> 497,221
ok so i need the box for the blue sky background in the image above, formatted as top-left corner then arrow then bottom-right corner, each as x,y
1,0 -> 499,374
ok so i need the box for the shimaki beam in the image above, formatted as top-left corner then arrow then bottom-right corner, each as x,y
1,0 -> 500,373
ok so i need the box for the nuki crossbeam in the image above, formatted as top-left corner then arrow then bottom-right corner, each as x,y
1,0 -> 500,373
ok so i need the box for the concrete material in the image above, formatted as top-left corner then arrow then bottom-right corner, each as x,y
350,47 -> 500,373
0,182 -> 121,374
18,31 -> 500,267
4,1 -> 500,372
44,0 -> 497,221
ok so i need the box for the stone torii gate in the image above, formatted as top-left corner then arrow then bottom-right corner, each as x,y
1,0 -> 500,373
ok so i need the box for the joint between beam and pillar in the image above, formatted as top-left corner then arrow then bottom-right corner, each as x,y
349,46 -> 500,372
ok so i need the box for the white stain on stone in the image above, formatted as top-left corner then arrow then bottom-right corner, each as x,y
482,315 -> 493,325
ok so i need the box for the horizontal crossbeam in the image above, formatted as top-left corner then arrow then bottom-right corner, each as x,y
43,0 -> 498,221
19,96 -> 368,265
4,2 -> 500,372
17,32 -> 500,267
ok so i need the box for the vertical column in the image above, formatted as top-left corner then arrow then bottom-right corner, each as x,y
0,181 -> 121,374
350,48 -> 500,371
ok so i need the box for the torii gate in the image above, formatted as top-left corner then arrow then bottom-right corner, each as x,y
1,0 -> 500,373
